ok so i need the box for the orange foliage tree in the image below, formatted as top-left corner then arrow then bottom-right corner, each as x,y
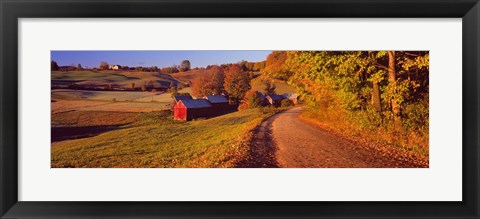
224,64 -> 251,103
192,66 -> 225,97
263,51 -> 292,80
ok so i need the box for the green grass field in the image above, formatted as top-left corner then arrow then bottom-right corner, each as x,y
51,108 -> 278,168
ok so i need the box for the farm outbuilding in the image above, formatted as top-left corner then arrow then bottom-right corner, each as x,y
266,94 -> 285,106
256,91 -> 268,106
109,65 -> 121,70
204,95 -> 229,112
174,99 -> 213,121
282,93 -> 299,105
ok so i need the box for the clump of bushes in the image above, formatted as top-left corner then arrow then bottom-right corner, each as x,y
238,90 -> 262,110
280,98 -> 294,107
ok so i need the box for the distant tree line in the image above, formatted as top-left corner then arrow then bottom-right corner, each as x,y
51,59 -> 266,75
51,61 -> 83,71
51,60 -> 193,73
206,60 -> 266,72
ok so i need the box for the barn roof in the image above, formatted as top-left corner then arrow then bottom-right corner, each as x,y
180,99 -> 212,109
204,95 -> 228,103
267,94 -> 285,101
174,95 -> 193,102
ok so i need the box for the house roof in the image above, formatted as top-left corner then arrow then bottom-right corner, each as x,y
174,95 -> 193,102
267,94 -> 285,101
179,99 -> 212,109
204,95 -> 228,104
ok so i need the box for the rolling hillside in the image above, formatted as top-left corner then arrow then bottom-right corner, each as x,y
52,70 -> 181,89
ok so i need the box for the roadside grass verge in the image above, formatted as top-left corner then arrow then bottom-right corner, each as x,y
51,108 -> 279,168
298,108 -> 429,167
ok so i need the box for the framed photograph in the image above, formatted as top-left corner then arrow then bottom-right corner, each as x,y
1,0 -> 479,218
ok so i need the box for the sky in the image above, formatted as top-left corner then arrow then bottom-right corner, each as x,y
51,51 -> 272,68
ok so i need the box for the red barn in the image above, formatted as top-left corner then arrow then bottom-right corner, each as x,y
170,95 -> 193,111
174,99 -> 212,121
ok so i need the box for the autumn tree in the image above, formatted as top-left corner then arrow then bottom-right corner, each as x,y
180,60 -> 191,72
387,51 -> 400,124
99,61 -> 109,71
51,60 -> 59,71
253,61 -> 266,71
264,80 -> 276,95
239,61 -> 247,71
286,51 -> 428,134
245,62 -> 255,71
192,66 -> 225,97
263,51 -> 292,80
375,51 -> 429,126
169,83 -> 179,97
77,64 -> 82,71
161,66 -> 179,73
224,64 -> 251,103
238,90 -> 262,110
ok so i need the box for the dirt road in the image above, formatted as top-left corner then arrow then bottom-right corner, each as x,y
246,107 -> 421,168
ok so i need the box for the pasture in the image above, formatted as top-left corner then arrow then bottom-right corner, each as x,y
51,108 -> 279,168
51,87 -> 193,113
170,69 -> 210,84
250,77 -> 296,94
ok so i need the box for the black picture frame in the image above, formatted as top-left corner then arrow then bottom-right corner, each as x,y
1,0 -> 479,218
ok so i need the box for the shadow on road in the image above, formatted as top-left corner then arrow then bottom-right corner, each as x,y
235,115 -> 279,168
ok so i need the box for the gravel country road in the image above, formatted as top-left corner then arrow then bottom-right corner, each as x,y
245,107 -> 421,168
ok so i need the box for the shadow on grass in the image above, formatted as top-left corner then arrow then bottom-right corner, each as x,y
51,125 -> 123,142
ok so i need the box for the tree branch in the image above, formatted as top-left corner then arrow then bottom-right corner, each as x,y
404,52 -> 420,57
373,63 -> 389,71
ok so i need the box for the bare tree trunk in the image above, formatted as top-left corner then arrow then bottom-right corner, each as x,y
372,81 -> 382,112
388,51 -> 400,124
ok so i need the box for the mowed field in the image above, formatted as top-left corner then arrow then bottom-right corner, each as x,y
52,108 -> 279,168
170,69 -> 210,84
250,77 -> 296,94
52,90 -> 165,113
51,87 -> 193,113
